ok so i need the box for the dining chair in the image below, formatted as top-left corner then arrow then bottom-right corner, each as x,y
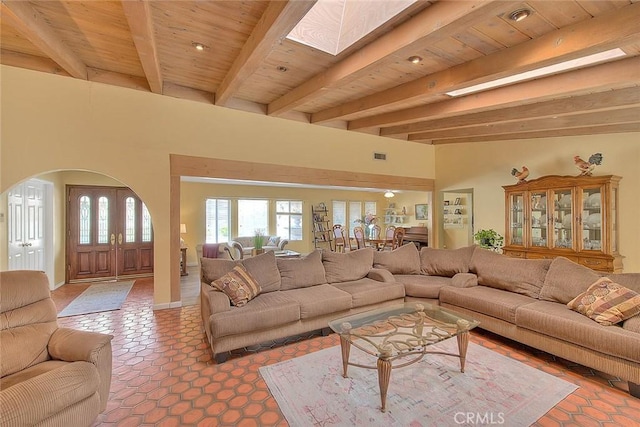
332,224 -> 345,252
382,226 -> 396,250
371,224 -> 382,240
392,227 -> 406,250
353,226 -> 366,249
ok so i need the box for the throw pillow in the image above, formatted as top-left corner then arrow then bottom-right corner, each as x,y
277,250 -> 327,290
567,277 -> 640,326
211,265 -> 261,307
373,243 -> 420,274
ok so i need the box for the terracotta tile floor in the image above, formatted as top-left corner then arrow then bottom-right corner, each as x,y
52,278 -> 640,426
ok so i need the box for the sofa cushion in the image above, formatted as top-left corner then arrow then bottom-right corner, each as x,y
281,285 -> 352,319
200,258 -> 237,284
209,292 -> 300,338
395,275 -> 452,299
331,278 -> 405,308
322,248 -> 374,283
277,250 -> 326,291
516,300 -> 640,363
211,265 -> 261,307
241,251 -> 282,293
420,246 -> 475,277
373,243 -> 421,274
440,285 -> 536,324
623,316 -> 640,333
0,361 -> 100,426
567,277 -> 640,326
470,248 -> 551,298
539,257 -> 601,304
606,273 -> 640,294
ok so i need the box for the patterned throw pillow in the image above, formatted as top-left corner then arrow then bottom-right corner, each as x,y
567,277 -> 640,326
211,265 -> 261,307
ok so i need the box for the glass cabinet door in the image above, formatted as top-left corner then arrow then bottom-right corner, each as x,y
508,192 -> 525,247
529,191 -> 548,248
580,186 -> 603,252
551,188 -> 573,249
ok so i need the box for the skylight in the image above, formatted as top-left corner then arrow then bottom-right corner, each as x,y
446,48 -> 627,97
287,0 -> 417,56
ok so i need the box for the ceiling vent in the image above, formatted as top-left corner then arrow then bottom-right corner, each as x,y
373,152 -> 387,161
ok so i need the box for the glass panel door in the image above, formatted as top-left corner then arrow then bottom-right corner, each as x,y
580,186 -> 603,251
529,191 -> 548,248
508,192 -> 525,247
552,188 -> 573,249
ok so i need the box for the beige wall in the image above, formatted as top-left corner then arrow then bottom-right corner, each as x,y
435,135 -> 640,272
0,66 -> 436,306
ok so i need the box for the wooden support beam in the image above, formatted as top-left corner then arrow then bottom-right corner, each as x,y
121,0 -> 163,94
349,56 -> 640,130
409,107 -> 640,141
427,123 -> 640,145
1,0 -> 87,79
313,2 -> 640,124
0,49 -> 71,77
216,0 -> 316,106
267,0 -> 505,116
382,87 -> 640,136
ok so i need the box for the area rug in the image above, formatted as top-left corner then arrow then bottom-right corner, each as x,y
58,281 -> 134,317
260,339 -> 577,426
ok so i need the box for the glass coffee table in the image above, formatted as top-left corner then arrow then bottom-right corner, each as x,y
328,303 -> 480,412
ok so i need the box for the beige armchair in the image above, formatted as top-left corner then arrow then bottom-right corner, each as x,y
0,270 -> 113,427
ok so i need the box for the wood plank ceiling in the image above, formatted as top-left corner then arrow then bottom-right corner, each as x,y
1,0 -> 639,144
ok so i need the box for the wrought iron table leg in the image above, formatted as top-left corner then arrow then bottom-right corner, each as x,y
457,331 -> 469,373
339,335 -> 351,377
377,357 -> 392,412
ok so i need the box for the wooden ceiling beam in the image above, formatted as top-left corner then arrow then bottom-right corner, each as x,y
1,0 -> 87,79
215,0 -> 316,106
267,0 -> 509,116
382,87 -> 640,136
313,2 -> 640,124
427,123 -> 640,145
349,56 -> 640,130
409,107 -> 640,141
121,0 -> 163,94
0,49 -> 71,77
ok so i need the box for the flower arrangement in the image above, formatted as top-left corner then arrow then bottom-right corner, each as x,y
354,213 -> 377,238
253,229 -> 265,250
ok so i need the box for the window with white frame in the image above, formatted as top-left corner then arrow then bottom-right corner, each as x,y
348,201 -> 362,235
205,199 -> 230,243
332,200 -> 346,229
364,201 -> 377,218
238,199 -> 269,237
276,200 -> 303,240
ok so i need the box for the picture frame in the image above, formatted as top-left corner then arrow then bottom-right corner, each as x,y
415,204 -> 429,220
454,197 -> 462,205
444,200 -> 450,206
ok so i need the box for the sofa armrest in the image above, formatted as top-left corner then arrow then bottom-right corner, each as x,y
278,239 -> 289,250
202,283 -> 232,314
229,240 -> 244,259
367,268 -> 395,282
48,328 -> 113,411
452,272 -> 478,288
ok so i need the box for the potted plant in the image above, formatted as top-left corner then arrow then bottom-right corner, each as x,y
474,229 -> 504,251
253,229 -> 265,256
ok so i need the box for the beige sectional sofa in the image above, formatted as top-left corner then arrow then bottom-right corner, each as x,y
200,244 -> 640,398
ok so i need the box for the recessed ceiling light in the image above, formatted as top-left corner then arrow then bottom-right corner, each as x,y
192,42 -> 206,51
408,56 -> 422,64
509,9 -> 532,22
277,65 -> 288,72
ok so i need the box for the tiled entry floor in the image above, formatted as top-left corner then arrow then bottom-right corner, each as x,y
52,278 -> 640,426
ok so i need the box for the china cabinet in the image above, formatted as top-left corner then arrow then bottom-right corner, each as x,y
502,175 -> 622,272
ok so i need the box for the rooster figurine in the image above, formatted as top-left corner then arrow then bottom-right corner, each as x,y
574,153 -> 603,176
511,166 -> 529,183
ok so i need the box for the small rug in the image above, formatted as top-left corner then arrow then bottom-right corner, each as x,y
58,281 -> 134,317
260,339 -> 577,426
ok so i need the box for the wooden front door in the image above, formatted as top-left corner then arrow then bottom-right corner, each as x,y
67,186 -> 153,282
